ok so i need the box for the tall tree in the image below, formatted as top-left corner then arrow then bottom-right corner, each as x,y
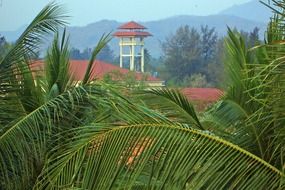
239,27 -> 261,48
70,44 -> 115,63
200,25 -> 219,84
249,27 -> 260,47
70,47 -> 82,59
207,37 -> 225,87
97,44 -> 115,63
81,47 -> 92,59
201,25 -> 218,61
162,25 -> 201,81
0,35 -> 5,46
162,25 -> 221,87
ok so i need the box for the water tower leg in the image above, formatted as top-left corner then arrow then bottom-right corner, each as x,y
141,46 -> 144,72
130,42 -> 135,71
119,44 -> 123,68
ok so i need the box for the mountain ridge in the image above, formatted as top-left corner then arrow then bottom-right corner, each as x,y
67,15 -> 266,57
1,0 -> 270,57
220,0 -> 271,23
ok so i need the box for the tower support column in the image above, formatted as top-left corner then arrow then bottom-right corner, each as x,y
141,45 -> 144,72
130,37 -> 135,71
119,38 -> 123,68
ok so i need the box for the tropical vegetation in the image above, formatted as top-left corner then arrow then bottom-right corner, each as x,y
0,0 -> 285,189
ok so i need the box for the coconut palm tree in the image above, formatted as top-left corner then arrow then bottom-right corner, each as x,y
0,3 -> 174,189
1,1 -> 285,190
201,0 -> 285,170
0,2 -> 119,189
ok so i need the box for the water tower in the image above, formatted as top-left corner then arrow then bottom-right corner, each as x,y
113,21 -> 151,72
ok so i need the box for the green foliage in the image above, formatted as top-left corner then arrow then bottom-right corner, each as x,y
70,44 -> 115,63
232,27 -> 261,48
34,124 -> 283,190
1,1 -> 285,190
181,73 -> 208,88
103,70 -> 148,90
44,29 -> 72,99
0,3 -> 113,189
82,33 -> 112,84
162,25 -> 223,87
0,3 -> 68,188
203,2 -> 285,171
97,44 -> 115,63
162,25 -> 202,81
201,25 -> 218,61
142,48 -> 155,72
207,38 -> 226,88
139,88 -> 204,129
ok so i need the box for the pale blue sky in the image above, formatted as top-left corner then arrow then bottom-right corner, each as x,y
0,0 -> 252,31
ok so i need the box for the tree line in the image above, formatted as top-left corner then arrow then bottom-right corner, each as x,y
158,25 -> 260,88
70,44 -> 115,63
0,26 -> 261,89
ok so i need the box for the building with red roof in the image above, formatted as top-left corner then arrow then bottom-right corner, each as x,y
118,21 -> 147,30
181,88 -> 223,110
31,60 -> 165,87
114,21 -> 151,37
31,59 -> 223,107
181,88 -> 223,102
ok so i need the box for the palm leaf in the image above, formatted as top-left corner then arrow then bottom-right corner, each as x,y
82,33 -> 112,84
203,99 -> 259,155
35,123 -> 284,189
206,2 -> 285,170
0,2 -> 67,119
0,86 -> 89,189
44,29 -> 73,99
0,2 -> 67,69
209,28 -> 268,158
138,88 -> 204,130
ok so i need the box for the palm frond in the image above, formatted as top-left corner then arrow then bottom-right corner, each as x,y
82,33 -> 112,84
210,28 -> 268,158
203,99 -> 258,154
0,86 -> 89,189
207,5 -> 285,170
245,0 -> 285,169
92,83 -> 172,125
0,2 -> 67,69
0,2 -> 67,116
35,123 -> 284,189
44,29 -> 73,99
261,0 -> 285,18
138,88 -> 204,130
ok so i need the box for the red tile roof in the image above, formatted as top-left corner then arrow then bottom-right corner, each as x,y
31,60 -> 161,82
181,88 -> 223,102
118,21 -> 147,30
70,60 -> 161,81
113,31 -> 151,37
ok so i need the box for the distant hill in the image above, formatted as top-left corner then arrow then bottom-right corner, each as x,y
66,15 -> 266,57
219,0 -> 272,23
1,14 -> 267,58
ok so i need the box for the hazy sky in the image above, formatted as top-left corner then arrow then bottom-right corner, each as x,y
0,0 -> 252,31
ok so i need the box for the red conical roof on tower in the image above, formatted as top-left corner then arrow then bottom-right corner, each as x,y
118,21 -> 147,30
113,21 -> 151,37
